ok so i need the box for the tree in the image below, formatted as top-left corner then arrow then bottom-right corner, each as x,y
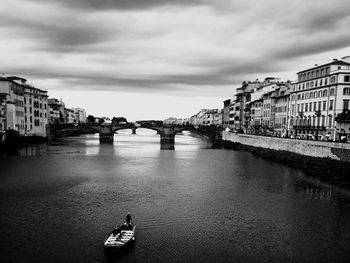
112,117 -> 127,124
87,115 -> 95,124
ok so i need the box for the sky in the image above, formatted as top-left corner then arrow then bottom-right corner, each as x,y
1,0 -> 350,121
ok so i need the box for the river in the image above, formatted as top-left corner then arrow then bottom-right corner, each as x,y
0,129 -> 350,263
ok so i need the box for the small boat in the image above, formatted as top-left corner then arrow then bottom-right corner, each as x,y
104,223 -> 136,250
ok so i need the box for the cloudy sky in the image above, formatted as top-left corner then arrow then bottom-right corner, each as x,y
1,0 -> 350,121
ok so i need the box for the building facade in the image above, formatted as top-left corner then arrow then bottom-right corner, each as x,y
289,56 -> 350,140
222,99 -> 231,128
72,108 -> 87,123
0,76 -> 49,137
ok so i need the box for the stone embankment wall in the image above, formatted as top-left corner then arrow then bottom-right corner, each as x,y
222,132 -> 350,163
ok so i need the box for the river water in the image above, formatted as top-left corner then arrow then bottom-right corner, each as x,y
1,129 -> 350,263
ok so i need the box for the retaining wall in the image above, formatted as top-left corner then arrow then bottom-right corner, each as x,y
222,131 -> 350,163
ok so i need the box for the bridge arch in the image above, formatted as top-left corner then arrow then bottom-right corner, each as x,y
49,123 -> 222,149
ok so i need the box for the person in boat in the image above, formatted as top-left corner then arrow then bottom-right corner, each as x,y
126,213 -> 132,224
124,213 -> 133,230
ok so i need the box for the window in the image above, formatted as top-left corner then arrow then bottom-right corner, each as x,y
309,102 -> 312,111
314,102 -> 317,111
305,103 -> 308,112
330,88 -> 335,96
323,101 -> 326,111
331,76 -> 336,83
344,75 -> 350,82
319,79 -> 322,86
318,101 -> 322,111
323,89 -> 327,97
344,100 -> 350,110
325,78 -> 328,85
314,91 -> 317,98
321,116 -> 325,127
329,100 -> 333,110
328,115 -> 332,127
343,87 -> 350,95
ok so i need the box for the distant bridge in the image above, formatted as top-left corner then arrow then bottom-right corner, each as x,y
48,123 -> 223,149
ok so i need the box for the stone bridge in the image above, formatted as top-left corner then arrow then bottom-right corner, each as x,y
48,123 -> 223,149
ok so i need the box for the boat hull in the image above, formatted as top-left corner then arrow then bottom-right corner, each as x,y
104,225 -> 136,251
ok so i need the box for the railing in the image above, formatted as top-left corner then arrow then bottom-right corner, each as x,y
335,110 -> 350,122
293,125 -> 326,130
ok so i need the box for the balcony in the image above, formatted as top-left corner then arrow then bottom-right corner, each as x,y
293,125 -> 326,130
298,111 -> 304,117
314,110 -> 321,116
335,109 -> 350,122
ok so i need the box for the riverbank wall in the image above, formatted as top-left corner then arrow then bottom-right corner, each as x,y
221,131 -> 350,190
222,132 -> 350,162
0,131 -> 47,156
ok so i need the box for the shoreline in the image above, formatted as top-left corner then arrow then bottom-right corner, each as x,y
221,139 -> 350,193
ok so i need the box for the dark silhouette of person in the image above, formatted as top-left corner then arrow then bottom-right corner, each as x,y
126,213 -> 132,224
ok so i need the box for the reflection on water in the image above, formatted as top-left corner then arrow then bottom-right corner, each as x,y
1,133 -> 350,263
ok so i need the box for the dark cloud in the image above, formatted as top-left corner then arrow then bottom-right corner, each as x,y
32,0 -> 209,10
0,13 -> 114,52
2,0 -> 350,100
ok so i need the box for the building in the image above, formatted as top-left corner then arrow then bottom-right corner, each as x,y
0,76 -> 25,134
164,117 -> 177,124
213,109 -> 223,126
273,85 -> 291,136
65,108 -> 75,123
234,80 -> 261,132
289,56 -> 350,140
228,100 -> 235,129
72,108 -> 86,123
48,98 -> 66,124
48,98 -> 60,124
0,76 -> 49,137
222,99 -> 231,128
249,98 -> 263,134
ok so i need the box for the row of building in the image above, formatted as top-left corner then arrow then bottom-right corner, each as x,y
165,56 -> 350,141
0,76 -> 86,137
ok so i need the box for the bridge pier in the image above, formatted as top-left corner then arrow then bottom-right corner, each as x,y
160,127 -> 175,150
99,126 -> 114,143
132,127 -> 137,135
